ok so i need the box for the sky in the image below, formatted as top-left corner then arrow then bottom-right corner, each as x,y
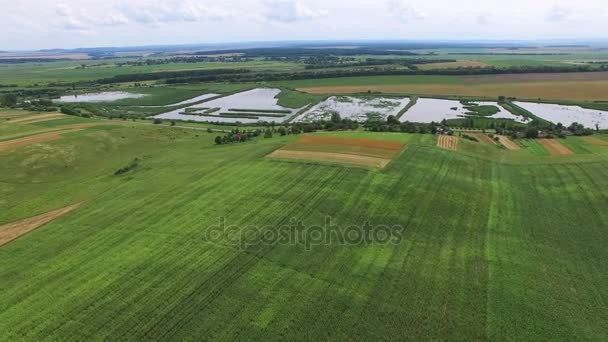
1,0 -> 607,50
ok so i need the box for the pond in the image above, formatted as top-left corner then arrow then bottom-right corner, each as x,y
295,96 -> 410,123
400,99 -> 528,123
56,92 -> 146,103
514,102 -> 608,129
153,88 -> 304,124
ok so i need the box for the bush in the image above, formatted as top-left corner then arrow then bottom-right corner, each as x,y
153,118 -> 163,125
114,158 -> 140,176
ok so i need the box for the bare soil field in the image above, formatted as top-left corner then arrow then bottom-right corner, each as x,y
437,135 -> 459,151
268,136 -> 404,168
0,203 -> 80,247
538,139 -> 575,156
496,135 -> 521,150
582,136 -> 608,146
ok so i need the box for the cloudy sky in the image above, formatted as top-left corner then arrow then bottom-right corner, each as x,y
1,0 -> 607,50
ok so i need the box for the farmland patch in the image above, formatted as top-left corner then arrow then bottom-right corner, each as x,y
538,139 -> 575,156
581,136 -> 608,146
496,135 -> 520,150
417,60 -> 490,70
0,203 -> 80,247
437,135 -> 459,151
8,113 -> 67,124
267,135 -> 404,168
470,133 -> 496,145
0,123 -> 116,152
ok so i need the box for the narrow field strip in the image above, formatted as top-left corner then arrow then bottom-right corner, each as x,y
8,113 -> 66,124
300,136 -> 405,150
471,133 -> 496,145
0,123 -> 115,152
538,139 -> 575,156
0,203 -> 81,247
496,135 -> 520,150
437,135 -> 459,151
268,150 -> 392,168
0,129 -> 73,151
582,136 -> 608,146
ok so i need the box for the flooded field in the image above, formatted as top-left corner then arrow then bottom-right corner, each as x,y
474,101 -> 529,123
153,88 -> 304,124
514,102 -> 608,129
56,92 -> 146,103
295,96 -> 410,123
401,98 -> 528,123
139,93 -> 220,107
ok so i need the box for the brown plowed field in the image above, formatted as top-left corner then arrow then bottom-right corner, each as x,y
437,135 -> 459,151
538,139 -> 575,156
496,135 -> 520,150
0,203 -> 81,247
267,135 -> 405,168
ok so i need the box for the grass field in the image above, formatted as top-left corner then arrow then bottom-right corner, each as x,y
277,72 -> 608,101
0,59 -> 302,87
1,118 -> 607,340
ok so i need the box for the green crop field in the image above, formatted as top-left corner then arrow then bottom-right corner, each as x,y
1,118 -> 607,340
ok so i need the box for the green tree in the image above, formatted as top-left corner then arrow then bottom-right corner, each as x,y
0,94 -> 18,107
264,129 -> 273,139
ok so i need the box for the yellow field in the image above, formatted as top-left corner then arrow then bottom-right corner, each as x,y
417,60 -> 490,70
297,72 -> 608,101
299,80 -> 608,101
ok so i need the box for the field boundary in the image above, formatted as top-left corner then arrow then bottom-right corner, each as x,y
0,203 -> 81,247
268,149 -> 392,168
496,135 -> 520,150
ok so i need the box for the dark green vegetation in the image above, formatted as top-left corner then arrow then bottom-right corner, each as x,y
1,118 -> 607,339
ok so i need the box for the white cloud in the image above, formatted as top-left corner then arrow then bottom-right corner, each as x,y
387,0 -> 425,23
117,0 -> 232,26
1,0 -> 608,50
477,14 -> 491,26
546,5 -> 571,22
262,0 -> 328,23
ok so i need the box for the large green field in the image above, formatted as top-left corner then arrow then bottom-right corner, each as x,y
1,119 -> 607,340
